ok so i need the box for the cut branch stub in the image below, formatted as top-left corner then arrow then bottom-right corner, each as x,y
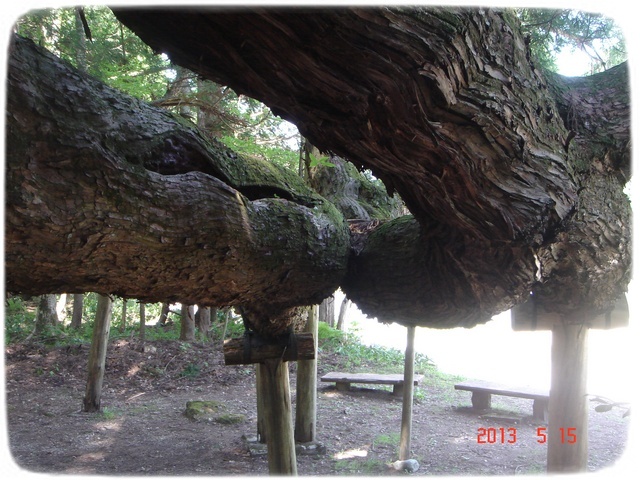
223,332 -> 315,365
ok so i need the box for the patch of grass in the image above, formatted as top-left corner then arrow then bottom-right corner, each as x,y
127,404 -> 159,415
373,432 -> 400,447
179,363 -> 201,378
319,322 -> 428,373
334,457 -> 386,475
318,323 -> 460,383
99,407 -> 120,420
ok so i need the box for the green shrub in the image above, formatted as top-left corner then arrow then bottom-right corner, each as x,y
4,297 -> 36,344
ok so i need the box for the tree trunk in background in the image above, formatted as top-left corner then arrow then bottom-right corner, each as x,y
195,306 -> 213,341
168,65 -> 193,118
34,294 -> 59,335
222,309 -> 232,340
319,296 -> 335,328
157,303 -> 170,325
73,7 -> 88,73
336,297 -> 350,332
71,293 -> 84,329
55,294 -> 68,324
139,302 -> 146,342
83,294 -> 112,412
120,298 -> 127,332
180,305 -> 196,341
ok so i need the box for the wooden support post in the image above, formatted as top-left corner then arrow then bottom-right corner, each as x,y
83,294 -> 113,412
223,332 -> 315,365
295,306 -> 318,443
258,358 -> 298,475
399,325 -> 416,460
256,364 -> 266,443
226,327 -> 314,473
547,323 -> 589,473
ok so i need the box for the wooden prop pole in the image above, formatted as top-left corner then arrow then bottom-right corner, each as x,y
255,364 -> 266,443
547,323 -> 589,473
83,294 -> 113,412
399,325 -> 416,460
258,358 -> 298,475
295,306 -> 319,442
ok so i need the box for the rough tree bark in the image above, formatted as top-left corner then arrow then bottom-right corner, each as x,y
113,7 -> 631,327
6,5 -> 631,332
5,35 -> 350,337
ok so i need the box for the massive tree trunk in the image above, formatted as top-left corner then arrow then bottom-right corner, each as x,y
6,5 -> 631,333
113,7 -> 631,326
5,35 -> 349,336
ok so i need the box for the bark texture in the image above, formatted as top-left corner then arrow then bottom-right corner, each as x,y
5,35 -> 350,336
6,6 -> 632,330
114,7 -> 631,326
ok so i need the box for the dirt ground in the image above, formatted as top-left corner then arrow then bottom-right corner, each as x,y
4,338 -> 631,476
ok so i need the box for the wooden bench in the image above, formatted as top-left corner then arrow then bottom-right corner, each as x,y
320,372 -> 424,396
454,380 -> 549,422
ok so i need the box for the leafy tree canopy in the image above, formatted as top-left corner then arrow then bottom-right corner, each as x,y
516,8 -> 626,74
14,6 -> 302,170
13,5 -> 627,173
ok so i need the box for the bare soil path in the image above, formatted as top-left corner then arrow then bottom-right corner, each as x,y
4,338 -> 630,476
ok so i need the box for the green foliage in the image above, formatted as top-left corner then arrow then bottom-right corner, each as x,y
317,322 -> 435,375
516,8 -> 626,74
373,432 -> 400,448
3,295 -> 233,346
318,322 -> 464,402
4,297 -> 36,344
179,363 -> 201,378
309,152 -> 334,169
334,457 -> 386,475
98,406 -> 121,420
15,7 -> 170,100
13,6 -> 307,174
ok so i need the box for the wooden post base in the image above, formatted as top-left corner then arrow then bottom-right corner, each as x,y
258,358 -> 297,475
547,323 -> 588,473
399,325 -> 416,461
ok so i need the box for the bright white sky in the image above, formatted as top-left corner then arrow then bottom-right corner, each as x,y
555,46 -> 596,76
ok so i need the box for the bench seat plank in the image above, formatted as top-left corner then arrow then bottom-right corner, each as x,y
454,380 -> 549,400
321,372 -> 423,386
320,372 -> 424,396
454,380 -> 549,422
